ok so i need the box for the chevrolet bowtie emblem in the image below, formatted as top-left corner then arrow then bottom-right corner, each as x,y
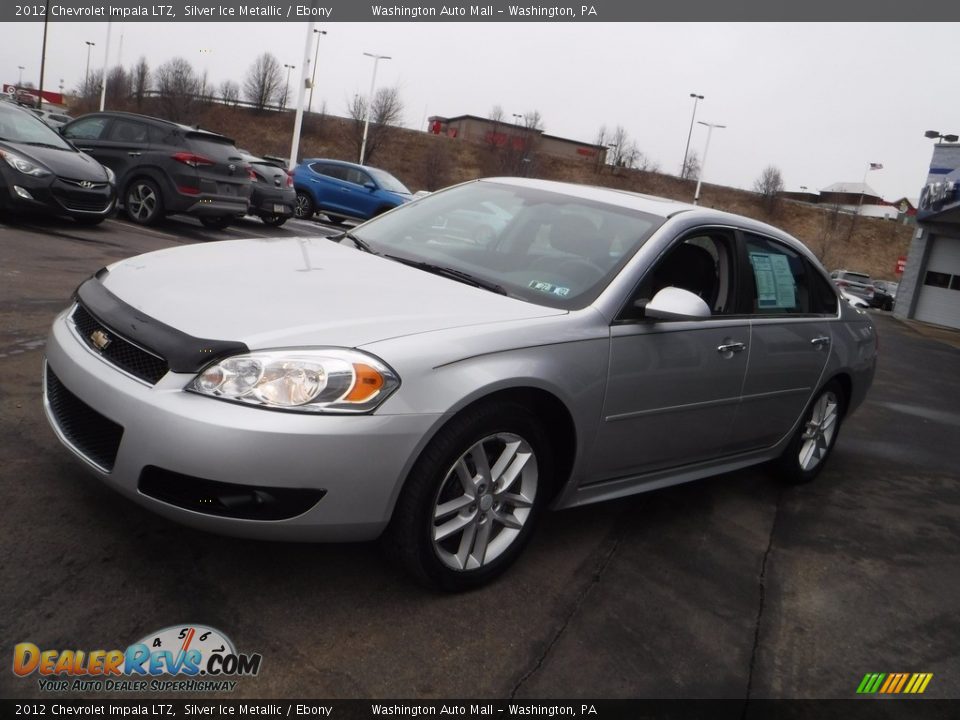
90,329 -> 111,351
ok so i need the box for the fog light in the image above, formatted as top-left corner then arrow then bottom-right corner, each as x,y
13,186 -> 33,200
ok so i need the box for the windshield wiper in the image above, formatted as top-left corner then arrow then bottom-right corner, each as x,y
332,231 -> 375,254
383,254 -> 507,295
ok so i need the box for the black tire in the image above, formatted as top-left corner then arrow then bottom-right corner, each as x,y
773,380 -> 846,485
124,178 -> 163,226
384,401 -> 552,592
199,215 -> 232,230
261,214 -> 288,227
294,191 -> 315,219
73,216 -> 106,226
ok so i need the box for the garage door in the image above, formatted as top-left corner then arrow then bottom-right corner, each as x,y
915,235 -> 960,329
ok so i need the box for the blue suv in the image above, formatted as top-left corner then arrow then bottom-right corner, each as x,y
293,158 -> 412,224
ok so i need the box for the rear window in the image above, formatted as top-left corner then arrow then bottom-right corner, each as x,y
186,133 -> 241,161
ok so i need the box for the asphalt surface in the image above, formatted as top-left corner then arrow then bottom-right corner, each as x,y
1,211 -> 958,701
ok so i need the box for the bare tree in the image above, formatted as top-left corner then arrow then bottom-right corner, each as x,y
488,105 -> 504,124
132,57 -> 150,108
243,52 -> 283,112
346,86 -> 404,164
681,149 -> 700,180
219,80 -> 240,106
154,57 -> 201,122
422,137 -> 454,191
105,65 -> 131,106
522,110 -> 544,132
754,165 -> 785,213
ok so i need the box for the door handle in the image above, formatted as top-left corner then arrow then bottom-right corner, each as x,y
78,147 -> 94,152
811,336 -> 831,348
717,342 -> 747,354
127,152 -> 141,157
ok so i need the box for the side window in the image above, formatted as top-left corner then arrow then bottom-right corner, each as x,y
62,117 -> 108,140
106,119 -> 149,143
744,234 -> 835,315
624,230 -> 736,320
350,169 -> 372,186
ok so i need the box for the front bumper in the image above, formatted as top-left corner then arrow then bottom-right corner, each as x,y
0,170 -> 115,219
43,308 -> 442,541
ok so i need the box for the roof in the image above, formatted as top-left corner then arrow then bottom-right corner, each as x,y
821,182 -> 881,196
71,110 -> 233,140
429,114 -> 605,151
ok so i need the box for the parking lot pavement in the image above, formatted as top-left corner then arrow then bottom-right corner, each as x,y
1,215 -> 958,700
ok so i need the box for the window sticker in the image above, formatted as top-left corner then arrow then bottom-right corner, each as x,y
529,280 -> 571,297
749,252 -> 797,309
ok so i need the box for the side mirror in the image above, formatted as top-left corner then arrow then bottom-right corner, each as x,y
637,287 -> 711,321
364,181 -> 377,191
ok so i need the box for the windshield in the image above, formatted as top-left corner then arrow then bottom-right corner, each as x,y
351,180 -> 663,309
0,104 -> 73,149
368,167 -> 410,194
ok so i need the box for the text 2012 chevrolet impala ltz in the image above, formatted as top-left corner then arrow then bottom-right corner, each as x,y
44,178 -> 876,590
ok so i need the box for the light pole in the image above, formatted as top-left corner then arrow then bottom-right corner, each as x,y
17,66 -> 24,86
359,52 -> 391,165
282,64 -> 295,109
924,130 -> 959,145
693,120 -> 725,205
199,48 -> 213,98
681,93 -> 704,179
308,28 -> 327,113
84,42 -> 95,88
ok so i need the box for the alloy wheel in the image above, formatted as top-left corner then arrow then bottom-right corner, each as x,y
127,183 -> 157,223
431,432 -> 538,571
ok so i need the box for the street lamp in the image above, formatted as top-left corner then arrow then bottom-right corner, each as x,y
282,63 -> 296,109
309,28 -> 327,113
84,42 -> 95,88
924,130 -> 959,144
681,93 -> 704,179
693,120 -> 725,205
359,52 -> 391,165
17,66 -> 24,86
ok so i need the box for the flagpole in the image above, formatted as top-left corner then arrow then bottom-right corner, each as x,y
859,162 -> 883,210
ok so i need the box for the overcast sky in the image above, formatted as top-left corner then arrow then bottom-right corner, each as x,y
3,21 -> 956,201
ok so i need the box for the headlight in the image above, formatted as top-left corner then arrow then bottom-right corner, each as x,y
103,165 -> 116,184
0,149 -> 51,177
186,349 -> 400,414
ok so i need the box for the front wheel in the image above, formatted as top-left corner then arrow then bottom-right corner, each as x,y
125,178 -> 163,225
774,380 -> 845,484
385,401 -> 551,591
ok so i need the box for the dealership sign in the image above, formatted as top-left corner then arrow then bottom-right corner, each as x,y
918,178 -> 958,216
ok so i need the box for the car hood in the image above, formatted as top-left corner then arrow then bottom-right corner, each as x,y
100,237 -> 565,349
4,141 -> 108,180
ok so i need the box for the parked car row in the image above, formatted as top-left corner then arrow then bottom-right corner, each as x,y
2,103 -> 416,231
830,269 -> 897,311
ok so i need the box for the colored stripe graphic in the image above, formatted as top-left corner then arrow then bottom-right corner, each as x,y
857,672 -> 932,694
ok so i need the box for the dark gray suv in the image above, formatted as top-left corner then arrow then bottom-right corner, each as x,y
60,111 -> 252,229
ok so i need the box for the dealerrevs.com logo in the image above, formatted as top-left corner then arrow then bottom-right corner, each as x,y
13,624 -> 262,693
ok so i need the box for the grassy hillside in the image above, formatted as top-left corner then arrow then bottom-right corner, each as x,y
78,98 -> 913,281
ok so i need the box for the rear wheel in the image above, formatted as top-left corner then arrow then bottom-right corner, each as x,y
261,214 -> 288,227
774,380 -> 845,484
294,191 -> 315,219
385,401 -> 551,591
125,178 -> 163,225
199,215 -> 233,230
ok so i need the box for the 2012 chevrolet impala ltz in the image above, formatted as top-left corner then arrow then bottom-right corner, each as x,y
44,178 -> 876,590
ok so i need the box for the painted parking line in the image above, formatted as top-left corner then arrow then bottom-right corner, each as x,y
106,219 -> 182,241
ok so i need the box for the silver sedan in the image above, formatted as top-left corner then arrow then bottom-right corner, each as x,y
43,178 -> 876,590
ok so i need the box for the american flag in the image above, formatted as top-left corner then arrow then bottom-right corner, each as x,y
869,163 -> 884,170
